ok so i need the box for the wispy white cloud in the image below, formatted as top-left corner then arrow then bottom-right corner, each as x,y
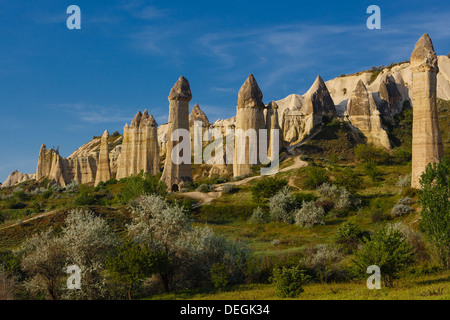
47,103 -> 132,124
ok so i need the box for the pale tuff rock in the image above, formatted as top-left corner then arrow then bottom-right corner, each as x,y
278,75 -> 336,145
233,74 -> 266,177
2,170 -> 36,188
189,103 -> 210,128
161,76 -> 193,190
378,74 -> 403,120
266,101 -> 283,157
345,80 -> 391,149
95,130 -> 111,186
116,109 -> 160,180
36,145 -> 70,186
410,34 -> 444,188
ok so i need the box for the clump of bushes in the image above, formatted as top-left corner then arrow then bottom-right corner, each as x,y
221,184 -> 237,194
197,184 -> 215,193
391,197 -> 414,217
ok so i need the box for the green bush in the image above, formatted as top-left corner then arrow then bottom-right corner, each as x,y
301,166 -> 330,190
353,224 -> 415,287
252,176 -> 288,201
336,222 -> 362,252
419,158 -> 450,268
333,167 -> 363,192
210,263 -> 229,289
73,187 -> 96,206
120,173 -> 167,203
354,144 -> 389,164
249,206 -> 270,224
271,266 -> 311,298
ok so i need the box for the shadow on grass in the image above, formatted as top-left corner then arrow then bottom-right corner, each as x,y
416,276 -> 450,286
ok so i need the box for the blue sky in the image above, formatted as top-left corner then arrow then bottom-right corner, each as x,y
1,0 -> 450,182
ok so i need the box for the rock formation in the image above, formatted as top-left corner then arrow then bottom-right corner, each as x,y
278,75 -> 336,145
161,76 -> 193,191
378,74 -> 403,122
345,80 -> 391,149
116,110 -> 160,180
36,145 -> 70,186
410,34 -> 444,188
2,170 -> 36,188
233,74 -> 266,177
266,101 -> 282,157
95,130 -> 111,186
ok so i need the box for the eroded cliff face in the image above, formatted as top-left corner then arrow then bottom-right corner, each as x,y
116,110 -> 160,180
345,80 -> 391,149
278,75 -> 337,145
2,170 -> 36,188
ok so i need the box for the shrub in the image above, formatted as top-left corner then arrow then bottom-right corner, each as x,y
401,186 -> 417,198
392,149 -> 412,164
65,180 -> 80,193
364,161 -> 383,183
333,168 -> 363,192
301,166 -> 330,190
221,184 -> 237,194
294,201 -> 325,228
397,197 -> 412,205
42,190 -> 53,199
73,188 -> 96,206
120,173 -> 167,203
419,158 -> 450,268
302,244 -> 344,283
271,266 -> 310,298
50,184 -> 64,193
353,224 -> 415,287
391,204 -> 414,217
249,207 -> 270,224
336,222 -> 362,243
268,186 -> 297,223
396,174 -> 411,188
197,184 -> 214,193
354,144 -> 389,164
316,183 -> 354,210
210,263 -> 229,289
252,176 -> 288,201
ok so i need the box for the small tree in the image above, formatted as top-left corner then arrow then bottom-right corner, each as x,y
301,166 -> 330,190
419,158 -> 450,268
252,176 -> 288,201
106,242 -> 157,300
271,266 -> 310,298
353,224 -> 415,287
16,229 -> 66,300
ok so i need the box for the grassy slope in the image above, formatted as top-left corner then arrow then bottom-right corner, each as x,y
149,270 -> 450,300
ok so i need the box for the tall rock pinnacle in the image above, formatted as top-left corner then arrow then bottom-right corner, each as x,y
95,130 -> 111,186
410,34 -> 444,188
233,74 -> 266,177
161,76 -> 193,191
